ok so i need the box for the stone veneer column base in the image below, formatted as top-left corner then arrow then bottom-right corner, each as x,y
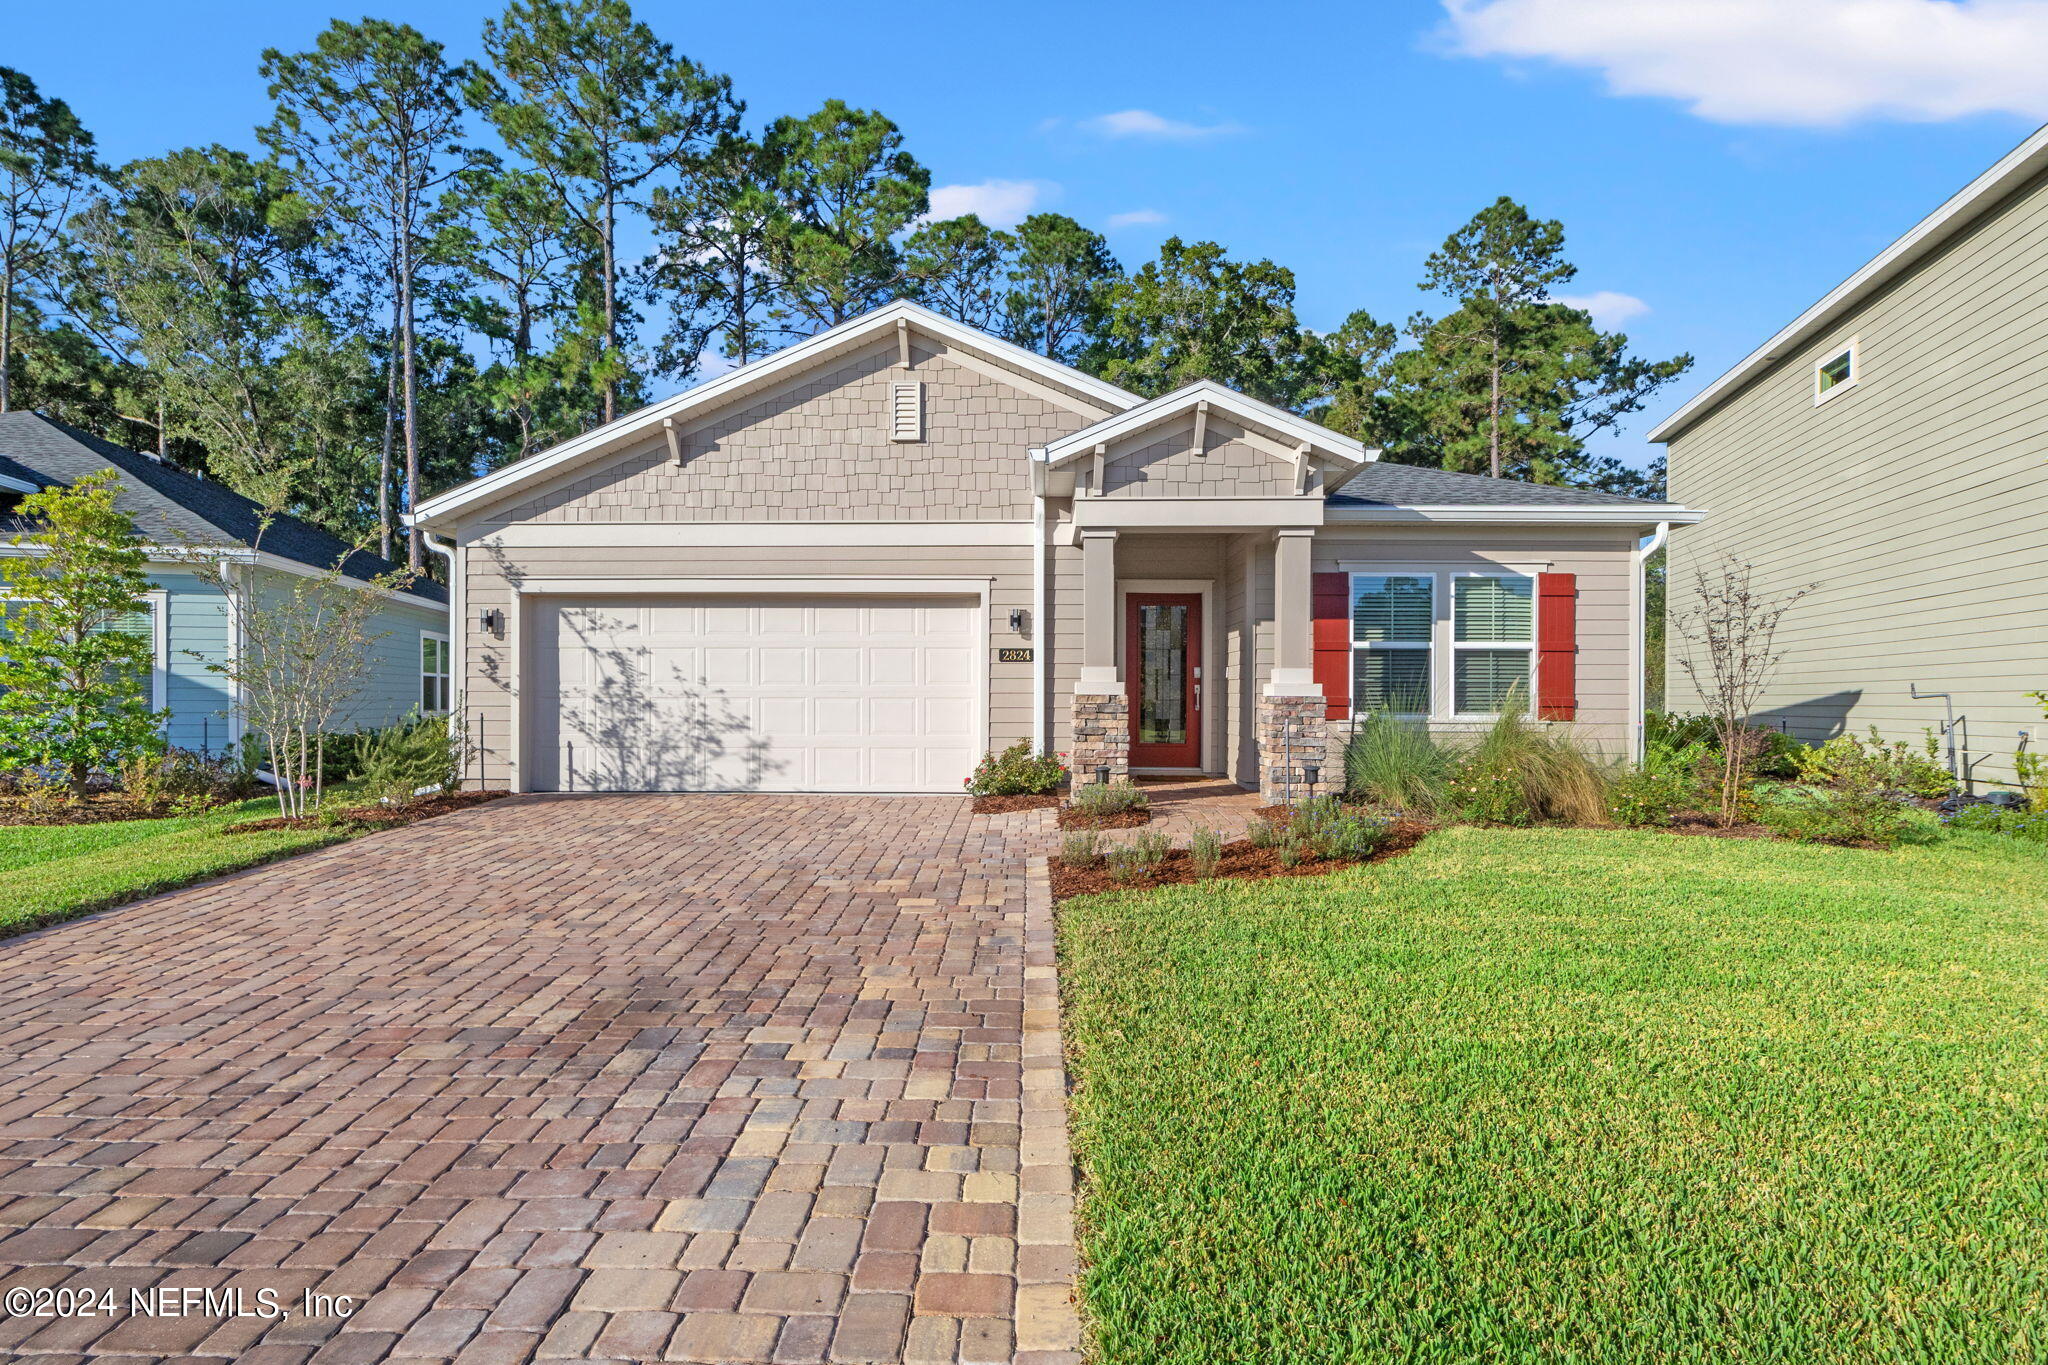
1258,694 -> 1337,805
1069,692 -> 1129,785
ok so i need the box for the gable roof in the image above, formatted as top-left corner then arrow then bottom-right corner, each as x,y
1326,459 -> 1699,523
1648,121 -> 2048,444
1042,379 -> 1374,479
0,411 -> 447,605
410,299 -> 1146,528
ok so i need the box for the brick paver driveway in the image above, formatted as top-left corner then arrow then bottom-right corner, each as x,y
0,795 -> 1077,1365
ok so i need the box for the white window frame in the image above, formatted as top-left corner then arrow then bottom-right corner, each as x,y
420,629 -> 452,715
1813,339 -> 1858,406
1347,572 -> 1435,719
0,583 -> 167,714
1447,571 -> 1536,720
1345,567 -> 1539,723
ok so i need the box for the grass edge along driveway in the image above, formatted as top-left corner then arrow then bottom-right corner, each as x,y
1059,825 -> 2048,1364
0,796 -> 356,938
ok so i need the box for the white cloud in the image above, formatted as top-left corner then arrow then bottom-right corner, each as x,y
924,179 -> 1055,228
1440,0 -> 2048,126
1106,208 -> 1167,229
1081,109 -> 1245,139
1554,289 -> 1650,328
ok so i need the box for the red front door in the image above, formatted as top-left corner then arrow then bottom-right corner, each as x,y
1126,593 -> 1203,769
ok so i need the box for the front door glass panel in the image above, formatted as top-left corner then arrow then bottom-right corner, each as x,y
1136,604 -> 1188,745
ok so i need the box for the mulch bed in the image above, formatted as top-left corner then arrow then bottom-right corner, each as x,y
1049,819 -> 1429,898
1663,814 -> 1777,840
223,789 -> 508,835
1056,807 -> 1151,830
0,798 -> 167,827
971,793 -> 1061,815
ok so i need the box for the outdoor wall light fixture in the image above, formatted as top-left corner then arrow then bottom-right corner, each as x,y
1305,765 -> 1320,789
1009,608 -> 1028,633
1095,765 -> 1111,785
479,607 -> 505,634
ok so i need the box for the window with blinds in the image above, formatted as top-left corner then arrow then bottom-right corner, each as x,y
1452,575 -> 1533,715
1350,575 -> 1433,714
889,381 -> 924,442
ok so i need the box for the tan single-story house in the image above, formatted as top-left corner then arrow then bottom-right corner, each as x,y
409,301 -> 1701,800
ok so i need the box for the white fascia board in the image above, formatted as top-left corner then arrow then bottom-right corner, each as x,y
1323,505 -> 1706,526
1044,379 -> 1375,468
474,522 -> 1035,548
410,300 -> 1144,528
1648,122 -> 2048,444
513,576 -> 993,595
0,472 -> 40,495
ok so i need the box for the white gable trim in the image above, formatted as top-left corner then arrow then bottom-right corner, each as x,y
410,300 -> 1142,528
1043,380 -> 1376,471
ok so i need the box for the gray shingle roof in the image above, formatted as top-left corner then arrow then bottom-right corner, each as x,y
0,412 -> 446,605
1327,460 -> 1672,509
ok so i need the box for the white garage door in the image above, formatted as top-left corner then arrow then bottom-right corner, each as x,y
532,595 -> 979,793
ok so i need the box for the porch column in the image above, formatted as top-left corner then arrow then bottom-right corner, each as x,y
1077,530 -> 1120,691
1070,529 -> 1128,783
1259,528 -> 1332,803
1266,528 -> 1319,697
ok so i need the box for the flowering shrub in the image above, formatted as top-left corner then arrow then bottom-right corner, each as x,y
965,741 -> 1067,797
1607,741 -> 1708,828
1066,779 -> 1148,816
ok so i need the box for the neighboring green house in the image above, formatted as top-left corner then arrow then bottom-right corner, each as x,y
1653,124 -> 2048,788
0,411 -> 449,757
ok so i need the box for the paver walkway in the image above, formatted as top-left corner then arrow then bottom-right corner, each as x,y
0,795 -> 1080,1365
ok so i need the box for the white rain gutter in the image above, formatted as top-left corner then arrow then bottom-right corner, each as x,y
1630,520 -> 1672,763
1029,448 -> 1049,752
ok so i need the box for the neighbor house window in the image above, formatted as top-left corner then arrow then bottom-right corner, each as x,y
1451,574 -> 1534,715
1349,570 -> 1535,720
1815,342 -> 1857,404
1350,574 -> 1434,714
420,631 -> 451,713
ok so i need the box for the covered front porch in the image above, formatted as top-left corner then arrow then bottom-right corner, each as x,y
1063,526 -> 1337,804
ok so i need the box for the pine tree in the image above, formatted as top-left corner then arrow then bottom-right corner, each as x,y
0,67 -> 103,414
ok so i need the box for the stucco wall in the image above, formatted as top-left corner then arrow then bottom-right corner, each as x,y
1664,164 -> 2048,786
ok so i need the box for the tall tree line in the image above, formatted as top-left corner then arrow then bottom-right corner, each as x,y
0,0 -> 1692,579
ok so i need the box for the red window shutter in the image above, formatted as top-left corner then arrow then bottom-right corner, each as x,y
1536,572 -> 1577,721
1311,571 -> 1351,721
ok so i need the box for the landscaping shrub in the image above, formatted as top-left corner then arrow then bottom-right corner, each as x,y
1758,784 -> 1916,848
1947,803 -> 2048,843
1244,815 -> 1279,849
1105,845 -> 1146,883
1646,710 -> 1806,779
119,749 -> 258,814
351,711 -> 466,808
1067,780 -> 1149,817
965,741 -> 1067,797
1444,708 -> 1610,827
1061,829 -> 1105,866
1343,713 -> 1449,812
1607,740 -> 1708,828
1128,831 -> 1171,867
1797,728 -> 1956,799
1187,827 -> 1223,877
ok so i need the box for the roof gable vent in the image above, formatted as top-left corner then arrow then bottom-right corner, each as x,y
889,381 -> 924,443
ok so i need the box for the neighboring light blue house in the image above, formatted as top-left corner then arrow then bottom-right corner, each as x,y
0,411 -> 450,757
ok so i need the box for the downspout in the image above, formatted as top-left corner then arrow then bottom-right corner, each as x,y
1630,520 -> 1671,764
420,529 -> 462,780
1029,447 -> 1049,754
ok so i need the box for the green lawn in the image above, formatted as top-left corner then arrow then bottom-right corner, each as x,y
1060,827 -> 2048,1364
0,793 -> 357,938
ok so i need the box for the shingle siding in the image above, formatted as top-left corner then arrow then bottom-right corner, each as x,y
1665,163 -> 2048,786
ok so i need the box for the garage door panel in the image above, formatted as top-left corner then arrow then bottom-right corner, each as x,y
534,594 -> 978,793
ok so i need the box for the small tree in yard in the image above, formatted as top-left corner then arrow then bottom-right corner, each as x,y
1673,556 -> 1814,825
0,471 -> 165,800
183,537 -> 410,820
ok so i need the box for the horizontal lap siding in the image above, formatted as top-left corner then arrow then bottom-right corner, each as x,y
1313,527 -> 1641,757
153,572 -> 233,756
1666,164 -> 2048,785
458,543 -> 1037,789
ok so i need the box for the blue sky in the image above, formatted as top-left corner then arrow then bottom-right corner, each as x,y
12,0 -> 2048,474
